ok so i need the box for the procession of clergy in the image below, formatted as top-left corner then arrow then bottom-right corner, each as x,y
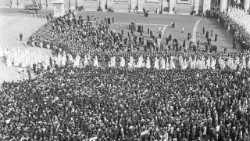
1,44 -> 250,72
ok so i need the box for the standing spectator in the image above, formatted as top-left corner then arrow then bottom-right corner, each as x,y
19,33 -> 23,41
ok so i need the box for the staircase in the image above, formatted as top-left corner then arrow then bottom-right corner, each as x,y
174,4 -> 193,15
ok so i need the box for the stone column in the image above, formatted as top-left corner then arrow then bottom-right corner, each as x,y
101,0 -> 106,11
220,0 -> 227,12
193,0 -> 200,14
137,0 -> 144,12
168,0 -> 175,14
203,0 -> 211,13
53,0 -> 65,17
130,0 -> 136,12
70,0 -> 76,9
244,0 -> 250,11
11,0 -> 17,8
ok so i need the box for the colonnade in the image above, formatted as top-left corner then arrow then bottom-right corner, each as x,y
7,0 -> 250,13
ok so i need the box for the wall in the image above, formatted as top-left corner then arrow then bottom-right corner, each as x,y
6,0 -> 210,14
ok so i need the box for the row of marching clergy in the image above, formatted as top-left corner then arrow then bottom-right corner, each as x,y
103,53 -> 250,70
2,46 -> 250,70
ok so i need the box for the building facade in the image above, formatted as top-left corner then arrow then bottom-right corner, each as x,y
7,0 -> 250,14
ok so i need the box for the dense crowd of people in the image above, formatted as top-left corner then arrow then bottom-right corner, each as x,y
1,10 -> 250,141
1,66 -> 250,141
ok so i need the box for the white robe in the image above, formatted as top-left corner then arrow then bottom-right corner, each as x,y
6,56 -> 12,67
241,56 -> 246,69
74,54 -> 81,68
206,58 -> 211,69
181,59 -> 188,70
146,57 -> 151,69
128,56 -> 135,69
120,57 -> 125,67
247,58 -> 250,70
179,55 -> 183,68
137,55 -> 143,68
111,56 -> 116,68
211,58 -> 216,70
160,58 -> 166,69
93,56 -> 99,67
166,58 -> 169,70
170,56 -> 176,69
61,53 -> 67,66
154,57 -> 159,69
84,54 -> 89,67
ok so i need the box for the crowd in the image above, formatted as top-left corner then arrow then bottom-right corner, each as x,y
227,7 -> 250,35
206,8 -> 250,50
27,12 -> 147,56
27,11 -> 203,58
1,9 -> 250,141
1,65 -> 250,141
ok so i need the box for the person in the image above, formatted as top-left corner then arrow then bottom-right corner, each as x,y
197,39 -> 200,49
187,33 -> 191,40
168,35 -> 172,41
203,27 -> 205,34
227,24 -> 230,36
166,38 -> 169,45
217,18 -> 220,25
210,29 -> 213,37
172,21 -> 176,28
183,40 -> 186,48
19,33 -> 23,41
215,34 -> 217,42
181,26 -> 185,33
27,67 -> 31,80
205,31 -> 209,39
233,38 -> 237,49
121,29 -> 124,35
